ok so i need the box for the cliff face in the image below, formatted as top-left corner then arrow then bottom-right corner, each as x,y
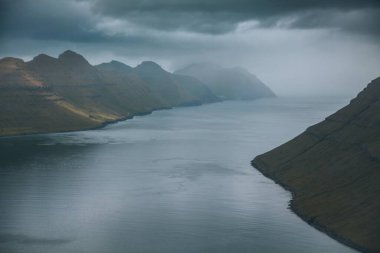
0,51 -> 218,137
252,77 -> 380,253
175,62 -> 275,100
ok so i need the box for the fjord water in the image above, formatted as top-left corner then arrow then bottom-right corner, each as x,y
0,97 -> 357,253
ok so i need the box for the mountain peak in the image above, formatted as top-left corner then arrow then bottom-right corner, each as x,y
0,57 -> 25,74
0,57 -> 24,65
31,54 -> 58,64
59,50 -> 80,57
95,60 -> 133,72
136,61 -> 164,71
58,50 -> 89,65
108,60 -> 132,69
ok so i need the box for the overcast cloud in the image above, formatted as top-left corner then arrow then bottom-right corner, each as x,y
1,0 -> 379,96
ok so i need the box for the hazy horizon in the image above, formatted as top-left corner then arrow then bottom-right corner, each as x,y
1,0 -> 379,96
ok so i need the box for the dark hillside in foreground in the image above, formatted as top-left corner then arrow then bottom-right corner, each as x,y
252,77 -> 380,253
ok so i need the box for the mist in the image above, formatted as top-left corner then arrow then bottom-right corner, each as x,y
1,0 -> 379,96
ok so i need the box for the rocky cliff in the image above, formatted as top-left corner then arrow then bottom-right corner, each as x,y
252,77 -> 380,253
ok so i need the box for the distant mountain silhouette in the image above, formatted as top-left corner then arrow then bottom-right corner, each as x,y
135,61 -> 217,106
252,77 -> 380,253
96,60 -> 133,73
175,62 -> 275,100
0,51 -> 218,136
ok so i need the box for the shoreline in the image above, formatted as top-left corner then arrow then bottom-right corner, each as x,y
0,107 -> 168,139
251,158 -> 368,253
0,99 -> 221,139
0,95 -> 279,139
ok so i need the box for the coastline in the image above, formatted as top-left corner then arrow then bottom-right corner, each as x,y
2,94 -> 365,251
0,100 -> 220,139
251,158 -> 368,253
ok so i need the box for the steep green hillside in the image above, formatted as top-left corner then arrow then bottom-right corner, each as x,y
0,51 -> 218,137
252,77 -> 380,253
0,88 -> 102,136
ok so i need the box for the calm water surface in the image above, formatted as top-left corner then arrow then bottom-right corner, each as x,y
0,97 -> 357,253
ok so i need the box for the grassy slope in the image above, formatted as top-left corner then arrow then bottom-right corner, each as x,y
0,88 -> 100,136
252,77 -> 380,253
0,52 -> 218,137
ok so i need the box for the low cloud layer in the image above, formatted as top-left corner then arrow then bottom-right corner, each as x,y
1,0 -> 379,95
91,0 -> 380,36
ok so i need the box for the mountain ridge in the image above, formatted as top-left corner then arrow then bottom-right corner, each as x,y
0,51 -> 221,137
0,50 -> 274,137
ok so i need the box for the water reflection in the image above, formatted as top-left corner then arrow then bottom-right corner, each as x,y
0,97 -> 357,253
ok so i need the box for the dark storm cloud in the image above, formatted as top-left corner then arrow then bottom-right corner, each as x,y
1,0 -> 379,42
0,0 -> 106,42
289,8 -> 380,37
91,0 -> 379,16
90,0 -> 380,35
1,0 -> 379,96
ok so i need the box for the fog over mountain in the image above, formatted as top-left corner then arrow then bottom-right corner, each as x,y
176,63 -> 275,99
1,0 -> 379,96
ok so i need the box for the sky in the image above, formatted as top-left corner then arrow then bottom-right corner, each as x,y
0,0 -> 379,96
